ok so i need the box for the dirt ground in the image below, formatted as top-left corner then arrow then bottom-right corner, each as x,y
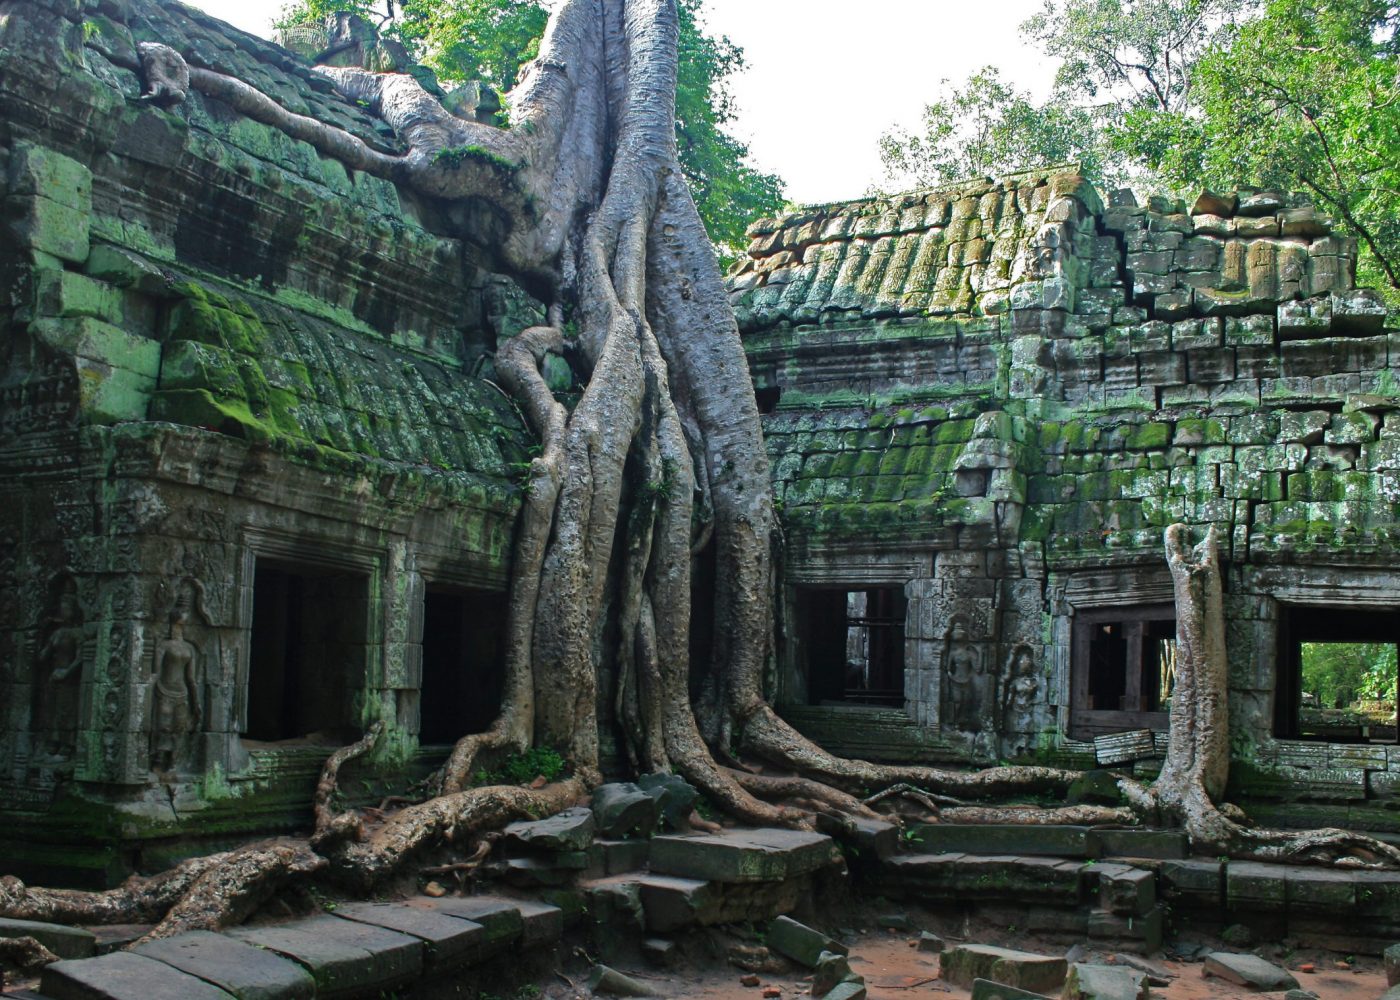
550,920 -> 1389,1000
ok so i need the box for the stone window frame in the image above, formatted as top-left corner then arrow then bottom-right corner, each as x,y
1068,603 -> 1176,740
779,551 -> 930,715
1052,565 -> 1175,742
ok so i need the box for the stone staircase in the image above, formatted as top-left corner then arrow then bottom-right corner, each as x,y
2,826 -> 848,999
872,822 -> 1400,956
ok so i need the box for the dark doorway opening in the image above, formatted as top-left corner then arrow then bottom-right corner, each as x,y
1276,605 -> 1400,743
244,561 -> 368,744
418,587 -> 508,744
1070,604 -> 1176,739
798,587 -> 906,706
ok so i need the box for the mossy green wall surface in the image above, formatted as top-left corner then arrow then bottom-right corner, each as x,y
0,0 -> 538,880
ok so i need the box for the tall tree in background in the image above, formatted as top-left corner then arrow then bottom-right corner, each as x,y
880,0 -> 1400,294
277,0 -> 783,254
1146,0 -> 1400,292
877,67 -> 1103,189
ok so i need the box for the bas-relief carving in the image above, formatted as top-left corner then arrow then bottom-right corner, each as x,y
1000,641 -> 1040,736
31,574 -> 87,763
148,576 -> 214,776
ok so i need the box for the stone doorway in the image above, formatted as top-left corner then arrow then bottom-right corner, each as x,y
418,586 -> 508,744
242,561 -> 369,745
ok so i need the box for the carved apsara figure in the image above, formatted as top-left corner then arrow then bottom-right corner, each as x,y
1002,643 -> 1039,732
33,579 -> 84,760
943,619 -> 985,732
150,607 -> 202,773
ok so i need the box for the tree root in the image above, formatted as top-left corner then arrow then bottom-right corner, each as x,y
0,935 -> 59,973
0,854 -> 228,925
331,779 -> 586,889
312,721 -> 384,849
938,805 -> 1137,825
140,841 -> 327,943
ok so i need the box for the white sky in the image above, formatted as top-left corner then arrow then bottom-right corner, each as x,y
184,0 -> 1059,205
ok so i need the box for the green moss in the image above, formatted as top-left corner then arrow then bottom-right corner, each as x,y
432,144 -> 521,173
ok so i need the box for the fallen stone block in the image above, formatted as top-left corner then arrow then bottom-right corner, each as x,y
134,930 -> 315,1000
503,806 -> 595,853
1202,952 -> 1300,991
822,982 -> 867,1000
0,917 -> 97,960
1385,941 -> 1400,985
940,944 -> 1068,994
1061,963 -> 1148,1000
844,817 -> 900,860
642,937 -> 677,967
588,963 -> 657,996
812,950 -> 862,996
971,979 -> 1055,1000
634,875 -> 718,932
229,914 -> 422,998
638,773 -> 698,829
1086,906 -> 1165,954
592,783 -> 661,839
331,902 -> 488,971
1097,867 -> 1156,916
41,950 -> 235,1000
918,931 -> 945,953
766,915 -> 846,968
649,828 -> 840,883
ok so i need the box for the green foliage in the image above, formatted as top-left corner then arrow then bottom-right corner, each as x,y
1300,641 -> 1398,706
1023,0 -> 1253,113
473,746 -> 566,786
277,0 -> 784,256
1139,0 -> 1400,293
878,67 -> 1104,189
885,0 -> 1400,292
672,0 -> 785,257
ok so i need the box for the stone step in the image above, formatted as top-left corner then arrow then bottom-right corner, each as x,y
132,930 -> 315,1000
41,950 -> 237,1000
228,914 -> 422,999
905,824 -> 1186,861
648,827 -> 842,883
0,917 -> 97,961
877,852 -> 1086,903
330,902 -> 491,972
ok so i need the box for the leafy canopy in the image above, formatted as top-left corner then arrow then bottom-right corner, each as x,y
880,0 -> 1400,292
277,0 -> 784,256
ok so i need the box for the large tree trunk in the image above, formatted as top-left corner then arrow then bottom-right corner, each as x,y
1151,524 -> 1400,866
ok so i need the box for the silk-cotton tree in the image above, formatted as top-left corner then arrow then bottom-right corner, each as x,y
2,0 -> 1399,957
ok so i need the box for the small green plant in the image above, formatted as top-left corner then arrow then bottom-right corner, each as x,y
474,747 -> 567,786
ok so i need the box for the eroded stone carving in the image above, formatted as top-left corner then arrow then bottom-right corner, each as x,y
943,617 -> 988,733
150,580 -> 207,773
31,575 -> 85,761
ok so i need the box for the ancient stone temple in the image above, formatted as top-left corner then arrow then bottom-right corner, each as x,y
3,0 -> 1400,888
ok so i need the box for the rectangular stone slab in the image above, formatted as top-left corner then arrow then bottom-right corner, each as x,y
414,896 -> 524,957
134,930 -> 314,1000
906,824 -> 1090,858
0,917 -> 97,960
41,951 -> 236,1000
648,828 -> 840,883
940,944 -> 1068,994
513,899 -> 564,947
331,903 -> 486,971
229,915 -> 421,998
